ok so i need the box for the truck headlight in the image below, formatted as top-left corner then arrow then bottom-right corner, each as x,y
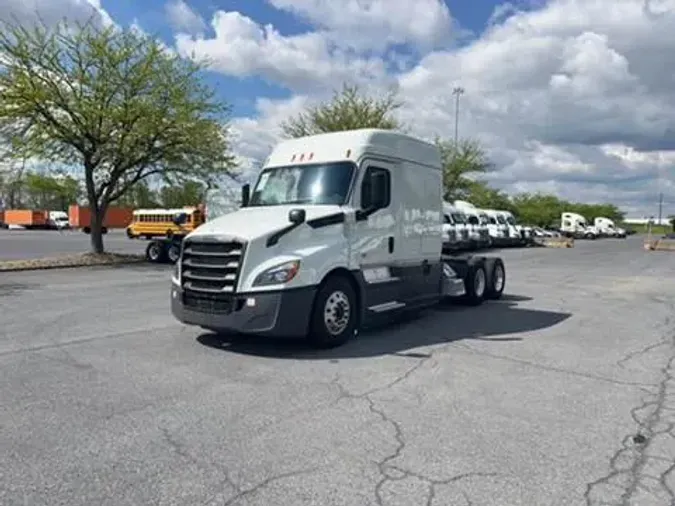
253,260 -> 300,286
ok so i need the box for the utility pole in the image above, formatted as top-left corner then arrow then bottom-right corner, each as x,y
658,192 -> 663,225
452,86 -> 464,146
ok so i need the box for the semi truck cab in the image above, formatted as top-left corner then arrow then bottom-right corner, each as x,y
171,129 -> 507,348
561,212 -> 599,239
594,217 -> 626,238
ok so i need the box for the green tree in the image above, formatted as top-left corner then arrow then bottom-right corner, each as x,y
511,193 -> 566,227
465,182 -> 514,211
280,84 -> 404,138
437,138 -> 493,201
23,172 -> 80,210
160,180 -> 205,208
0,19 -> 236,252
115,180 -> 159,209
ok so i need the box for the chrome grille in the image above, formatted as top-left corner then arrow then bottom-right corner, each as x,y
180,238 -> 245,295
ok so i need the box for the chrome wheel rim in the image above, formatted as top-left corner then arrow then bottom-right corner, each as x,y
324,290 -> 350,335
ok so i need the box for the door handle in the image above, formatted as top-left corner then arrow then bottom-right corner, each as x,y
388,236 -> 394,253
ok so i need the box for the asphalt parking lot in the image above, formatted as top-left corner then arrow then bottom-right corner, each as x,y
0,228 -> 145,260
1,235 -> 674,506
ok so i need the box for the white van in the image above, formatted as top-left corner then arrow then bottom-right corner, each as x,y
171,129 -> 508,348
48,211 -> 70,230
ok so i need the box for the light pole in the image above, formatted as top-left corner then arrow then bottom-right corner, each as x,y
452,86 -> 464,145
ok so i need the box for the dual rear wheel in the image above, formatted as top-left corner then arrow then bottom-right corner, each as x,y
307,258 -> 506,348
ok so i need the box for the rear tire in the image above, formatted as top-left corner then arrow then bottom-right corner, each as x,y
485,258 -> 505,300
462,262 -> 487,306
146,241 -> 166,263
308,275 -> 358,349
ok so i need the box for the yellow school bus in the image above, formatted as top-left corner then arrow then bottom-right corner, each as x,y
125,207 -> 205,239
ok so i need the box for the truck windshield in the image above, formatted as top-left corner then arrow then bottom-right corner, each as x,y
249,161 -> 355,207
497,216 -> 507,224
451,213 -> 466,224
506,216 -> 516,225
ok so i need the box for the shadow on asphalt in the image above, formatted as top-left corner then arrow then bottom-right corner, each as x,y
196,294 -> 572,360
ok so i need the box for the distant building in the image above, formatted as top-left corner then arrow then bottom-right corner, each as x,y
623,217 -> 671,226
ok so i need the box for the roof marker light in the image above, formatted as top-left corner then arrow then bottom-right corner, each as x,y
300,153 -> 305,161
308,152 -> 314,160
291,154 -> 296,161
346,149 -> 351,157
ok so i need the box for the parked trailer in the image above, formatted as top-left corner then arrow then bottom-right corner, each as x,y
2,209 -> 49,229
69,205 -> 133,234
170,128 -> 508,349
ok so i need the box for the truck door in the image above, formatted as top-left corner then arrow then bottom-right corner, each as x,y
350,159 -> 401,312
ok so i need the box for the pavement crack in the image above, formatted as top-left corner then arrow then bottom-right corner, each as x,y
584,350 -> 675,506
384,465 -> 499,506
221,468 -> 318,505
330,350 -> 499,506
617,339 -> 670,370
453,343 -> 655,388
160,427 -> 238,499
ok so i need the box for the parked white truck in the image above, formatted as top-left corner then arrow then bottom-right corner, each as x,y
481,209 -> 510,246
498,210 -> 532,245
453,200 -> 491,249
593,217 -> 626,238
170,129 -> 508,348
560,212 -> 599,239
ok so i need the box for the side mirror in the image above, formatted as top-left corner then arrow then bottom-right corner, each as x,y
368,172 -> 387,210
241,183 -> 250,207
173,212 -> 188,225
288,208 -> 306,224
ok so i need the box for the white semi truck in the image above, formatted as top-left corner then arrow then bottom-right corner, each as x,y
170,129 -> 507,348
453,200 -> 490,249
560,212 -> 599,239
442,202 -> 472,251
593,217 -> 626,238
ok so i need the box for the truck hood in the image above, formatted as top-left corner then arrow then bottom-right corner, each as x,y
188,204 -> 344,241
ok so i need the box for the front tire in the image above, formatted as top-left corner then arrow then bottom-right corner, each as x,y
308,275 -> 358,349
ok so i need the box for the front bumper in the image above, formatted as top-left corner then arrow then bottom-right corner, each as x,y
171,282 -> 316,337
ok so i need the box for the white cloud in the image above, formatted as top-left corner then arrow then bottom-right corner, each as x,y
224,0 -> 675,216
0,0 -> 114,27
174,10 -> 390,92
265,0 -> 460,52
165,0 -> 205,35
